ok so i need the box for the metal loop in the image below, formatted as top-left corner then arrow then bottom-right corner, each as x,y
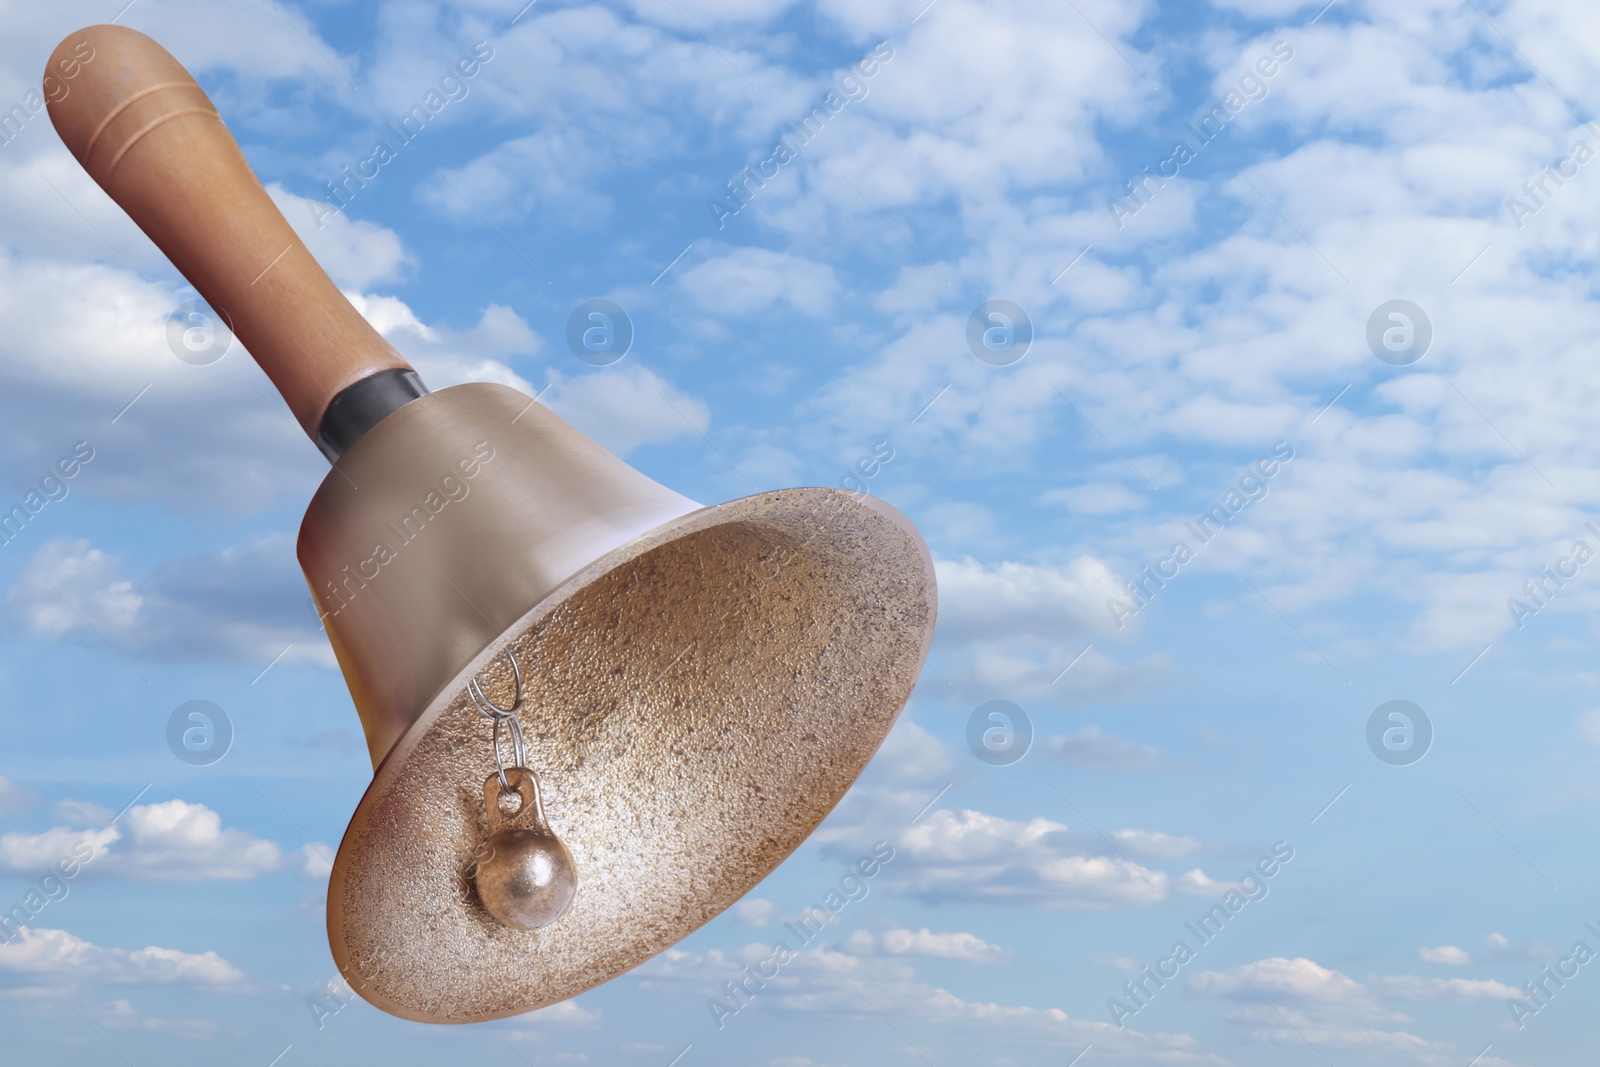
469,650 -> 526,791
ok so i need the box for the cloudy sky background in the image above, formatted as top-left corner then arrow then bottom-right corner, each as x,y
2,0 -> 1600,1063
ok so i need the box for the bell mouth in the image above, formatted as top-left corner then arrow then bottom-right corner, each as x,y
326,487 -> 936,1023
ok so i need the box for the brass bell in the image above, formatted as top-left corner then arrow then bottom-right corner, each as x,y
48,25 -> 936,1024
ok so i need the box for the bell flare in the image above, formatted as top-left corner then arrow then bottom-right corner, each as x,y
314,390 -> 937,1023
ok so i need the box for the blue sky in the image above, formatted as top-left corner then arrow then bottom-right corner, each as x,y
3,0 -> 1600,1063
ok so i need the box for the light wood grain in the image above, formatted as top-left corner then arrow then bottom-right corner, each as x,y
47,24 -> 413,438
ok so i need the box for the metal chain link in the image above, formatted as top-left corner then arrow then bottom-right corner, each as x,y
468,649 -> 526,793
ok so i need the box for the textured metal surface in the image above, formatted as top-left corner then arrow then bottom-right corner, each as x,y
326,488 -> 936,1023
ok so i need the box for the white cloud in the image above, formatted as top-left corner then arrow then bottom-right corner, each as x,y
626,0 -> 800,28
1373,975 -> 1519,1000
1038,482 -> 1148,516
934,556 -> 1129,643
1418,945 -> 1472,965
1194,958 -> 1530,1062
0,800 -> 311,882
77,800 -> 280,881
0,824 -> 118,875
891,809 -> 1168,908
803,0 -> 1156,206
734,898 -> 776,927
1190,957 -> 1370,1003
1484,931 -> 1554,961
640,934 -> 1207,1056
679,248 -> 841,317
268,184 -> 413,290
0,926 -> 245,986
543,364 -> 711,457
345,293 -> 542,390
420,127 -> 616,223
0,253 -> 318,512
298,844 -> 335,880
869,716 -> 956,786
810,715 -> 963,853
816,718 -> 1201,914
9,537 -> 333,667
417,5 -> 803,224
662,0 -> 1600,668
1174,869 -> 1230,896
929,556 -> 1166,702
0,245 -> 549,517
502,999 -> 603,1030
878,927 -> 1007,964
100,998 -> 219,1040
1189,957 -> 1444,1054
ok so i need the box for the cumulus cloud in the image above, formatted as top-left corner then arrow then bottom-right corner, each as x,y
418,129 -> 618,224
679,248 -> 841,317
810,715 -> 961,855
814,718 -> 1210,914
8,537 -> 332,667
1190,957 -> 1372,1003
345,293 -> 543,389
1037,482 -> 1149,516
98,998 -> 220,1040
0,185 -> 552,522
626,0 -> 800,29
640,940 -> 1199,1055
863,927 -> 1009,964
0,926 -> 245,986
1189,958 -> 1441,1053
414,4 -> 804,225
1174,868 -> 1232,896
268,184 -> 413,290
0,799 -> 320,882
933,557 -> 1121,640
0,252 -> 319,513
734,899 -> 776,927
1372,975 -> 1519,1000
644,0 -> 1600,668
0,248 -> 550,518
1419,945 -> 1472,966
502,998 -> 603,1031
930,556 -> 1167,702
890,809 -> 1168,908
542,364 -> 712,458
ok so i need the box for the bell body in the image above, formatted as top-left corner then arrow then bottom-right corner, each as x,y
298,382 -> 701,766
305,379 -> 937,1024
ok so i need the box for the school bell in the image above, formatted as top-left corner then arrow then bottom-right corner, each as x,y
47,24 -> 936,1022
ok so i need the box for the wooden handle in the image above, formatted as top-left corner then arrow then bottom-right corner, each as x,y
46,25 -> 412,438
